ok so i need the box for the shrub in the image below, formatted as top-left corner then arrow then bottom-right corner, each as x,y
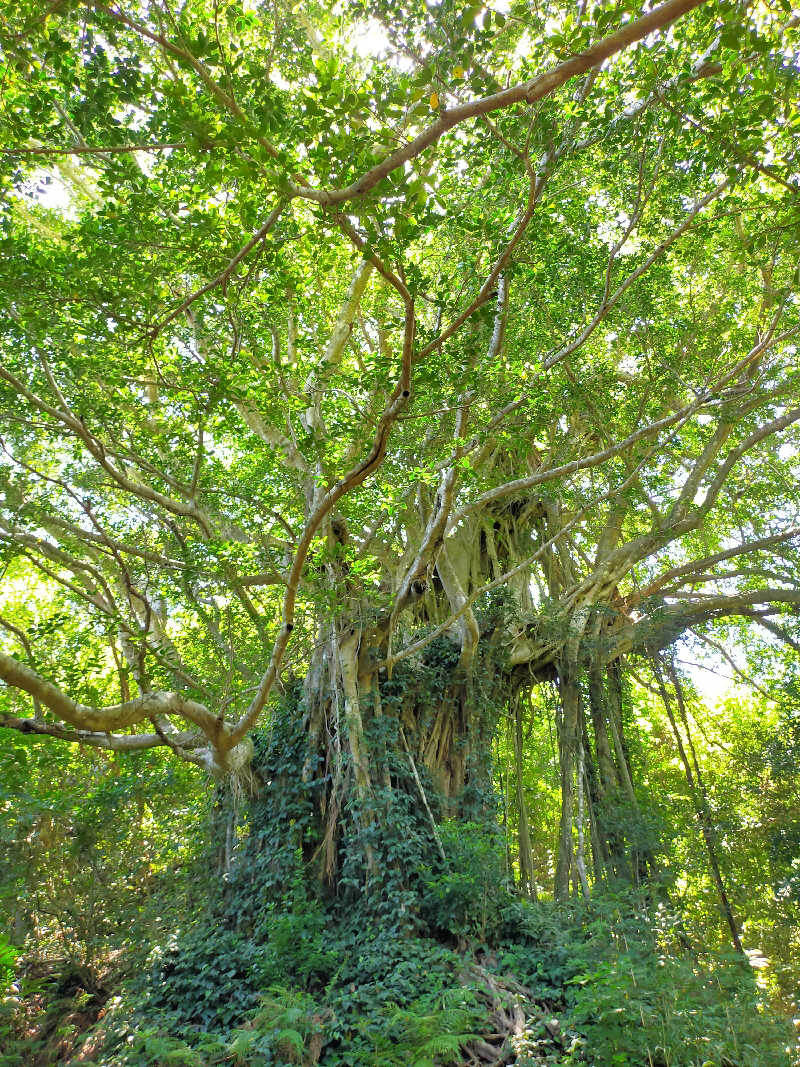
419,820 -> 512,941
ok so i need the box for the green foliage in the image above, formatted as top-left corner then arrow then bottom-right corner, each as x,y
0,935 -> 16,992
420,820 -> 511,941
148,921 -> 263,1030
500,892 -> 794,1067
344,987 -> 486,1067
0,939 -> 22,1067
564,932 -> 793,1065
2,0 -> 800,1062
565,951 -> 791,1067
324,931 -> 462,1036
254,895 -> 337,993
84,1026 -> 228,1067
0,723 -> 205,1006
225,987 -> 326,1066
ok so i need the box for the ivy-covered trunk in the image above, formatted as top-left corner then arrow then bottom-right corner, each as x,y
298,626 -> 511,892
226,571 -> 663,913
275,608 -> 659,906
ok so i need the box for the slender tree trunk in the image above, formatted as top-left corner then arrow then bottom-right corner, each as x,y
555,663 -> 582,901
580,714 -> 609,882
587,662 -> 639,879
654,657 -> 744,955
514,697 -> 537,899
605,665 -> 637,809
574,741 -> 590,897
587,665 -> 620,795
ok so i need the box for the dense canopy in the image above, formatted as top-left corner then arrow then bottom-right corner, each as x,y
2,0 -> 799,763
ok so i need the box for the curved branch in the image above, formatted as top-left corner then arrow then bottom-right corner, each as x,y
615,588 -> 800,659
745,613 -> 800,655
226,295 -> 417,748
0,649 -> 218,737
0,367 -> 215,535
0,714 -> 201,752
541,178 -> 728,371
453,401 -> 698,522
638,526 -> 800,600
289,0 -> 711,207
150,199 -> 287,340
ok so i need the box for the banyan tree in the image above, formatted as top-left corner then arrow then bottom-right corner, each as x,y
1,0 -> 799,910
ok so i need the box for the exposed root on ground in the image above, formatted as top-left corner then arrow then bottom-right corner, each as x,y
461,963 -> 572,1066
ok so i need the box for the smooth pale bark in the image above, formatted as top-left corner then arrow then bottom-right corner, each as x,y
0,650 -> 253,775
513,701 -> 537,899
654,658 -> 744,955
0,649 -> 214,734
555,664 -> 581,901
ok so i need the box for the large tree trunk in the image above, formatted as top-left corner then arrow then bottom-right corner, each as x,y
295,626 -> 511,893
554,645 -> 656,897
245,599 -> 655,908
586,662 -> 641,881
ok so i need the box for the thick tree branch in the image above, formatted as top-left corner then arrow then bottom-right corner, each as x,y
0,649 -> 218,737
289,0 -> 711,206
638,526 -> 800,600
226,296 -> 416,747
0,714 -> 201,752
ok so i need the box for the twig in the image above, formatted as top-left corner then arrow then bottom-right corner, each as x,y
400,726 -> 446,863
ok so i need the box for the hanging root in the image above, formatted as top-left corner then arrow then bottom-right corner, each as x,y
224,737 -> 259,803
460,965 -> 571,1065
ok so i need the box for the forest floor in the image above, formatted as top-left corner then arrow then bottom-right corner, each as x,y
4,954 -> 576,1066
5,941 -> 795,1067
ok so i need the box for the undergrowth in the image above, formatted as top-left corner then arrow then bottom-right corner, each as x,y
2,695 -> 795,1067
